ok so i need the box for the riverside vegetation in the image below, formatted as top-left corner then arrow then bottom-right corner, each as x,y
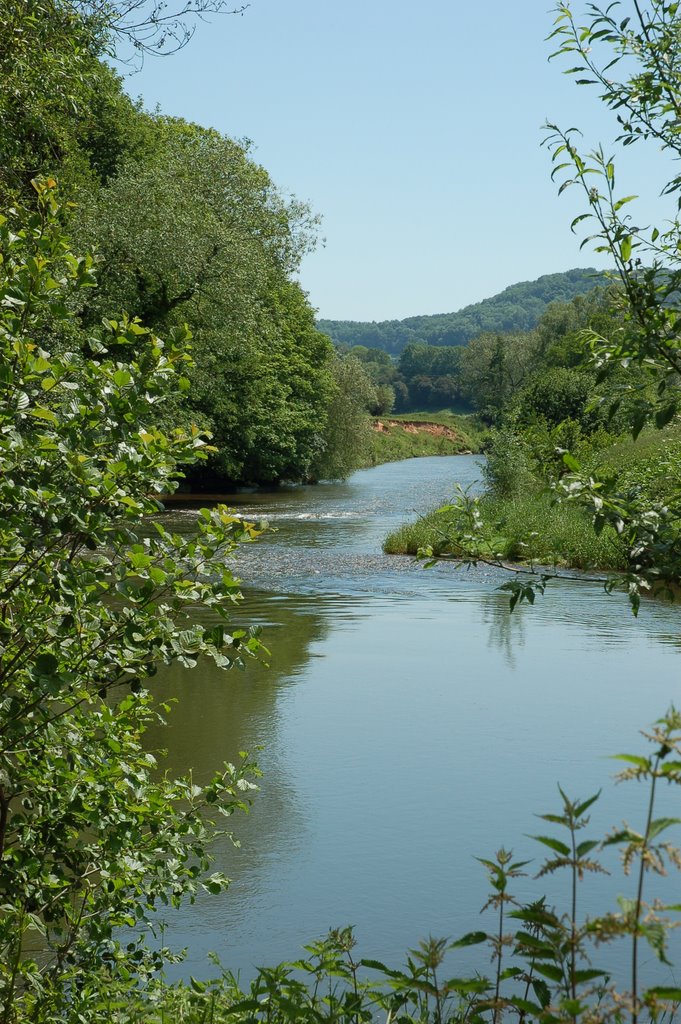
0,0 -> 402,490
4,1 -> 681,1022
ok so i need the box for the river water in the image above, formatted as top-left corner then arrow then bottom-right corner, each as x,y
149,455 -> 681,982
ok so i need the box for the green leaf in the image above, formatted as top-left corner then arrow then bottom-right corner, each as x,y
603,830 -> 641,846
28,406 -> 58,424
534,963 -> 564,982
573,969 -> 607,982
655,403 -> 677,428
645,987 -> 681,1002
574,791 -> 600,817
612,754 -> 649,769
442,978 -> 490,994
359,960 -> 409,980
449,931 -> 487,948
531,835 -> 571,857
35,652 -> 59,675
532,978 -> 552,1008
510,997 -> 543,1015
648,817 -> 681,840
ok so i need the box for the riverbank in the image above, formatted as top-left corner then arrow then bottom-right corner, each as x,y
383,489 -> 628,568
383,423 -> 681,572
363,411 -> 486,468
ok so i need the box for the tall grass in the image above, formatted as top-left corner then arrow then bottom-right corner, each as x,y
384,422 -> 681,571
384,491 -> 627,568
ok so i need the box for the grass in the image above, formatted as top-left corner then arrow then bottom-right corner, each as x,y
384,419 -> 681,571
384,490 -> 627,569
586,422 -> 681,503
477,491 -> 628,568
389,409 -> 478,426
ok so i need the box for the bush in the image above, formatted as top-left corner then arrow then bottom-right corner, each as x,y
0,184 -> 262,1020
514,367 -> 595,428
482,429 -> 537,498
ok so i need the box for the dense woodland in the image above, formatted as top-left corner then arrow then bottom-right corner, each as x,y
0,0 -> 621,485
318,268 -> 608,353
385,271 -> 681,583
341,281 -> 624,416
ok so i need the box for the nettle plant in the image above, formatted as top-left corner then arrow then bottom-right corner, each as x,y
71,712 -> 681,1024
0,181 -> 262,1020
542,0 -> 681,608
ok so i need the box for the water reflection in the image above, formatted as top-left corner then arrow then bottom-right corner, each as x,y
483,590 -> 527,669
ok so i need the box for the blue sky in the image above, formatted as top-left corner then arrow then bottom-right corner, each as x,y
124,0 -> 671,321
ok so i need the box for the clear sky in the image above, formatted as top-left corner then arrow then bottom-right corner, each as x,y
123,0 -> 670,321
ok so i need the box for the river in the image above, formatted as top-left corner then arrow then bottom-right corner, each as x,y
149,455 -> 681,982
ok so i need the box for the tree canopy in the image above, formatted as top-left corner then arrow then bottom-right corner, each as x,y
0,2 -> 370,486
317,269 -> 610,354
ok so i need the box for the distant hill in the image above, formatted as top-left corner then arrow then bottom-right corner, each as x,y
317,268 -> 610,354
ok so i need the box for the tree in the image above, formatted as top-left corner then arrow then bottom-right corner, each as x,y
311,355 -> 375,480
541,0 -> 681,600
72,118 -> 334,485
459,331 -> 539,421
513,366 -> 595,428
0,0 -> 98,202
72,0 -> 250,61
0,182 -> 262,1019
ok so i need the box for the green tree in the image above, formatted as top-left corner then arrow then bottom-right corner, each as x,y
72,118 -> 334,484
459,331 -> 539,422
0,183 -> 261,1020
426,1 -> 681,608
513,366 -> 595,428
0,0 -> 97,202
311,355 -> 375,480
541,0 -> 681,600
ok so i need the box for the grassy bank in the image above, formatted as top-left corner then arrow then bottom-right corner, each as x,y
363,411 -> 486,468
384,490 -> 627,568
384,423 -> 681,571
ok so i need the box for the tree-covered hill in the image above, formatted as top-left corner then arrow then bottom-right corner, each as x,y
317,268 -> 610,353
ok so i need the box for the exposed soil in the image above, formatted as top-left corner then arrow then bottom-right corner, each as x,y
373,419 -> 469,444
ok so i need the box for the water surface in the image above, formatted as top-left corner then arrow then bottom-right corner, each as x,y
150,456 -> 681,981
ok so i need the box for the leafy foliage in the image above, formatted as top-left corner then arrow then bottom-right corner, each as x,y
0,0 -> 370,488
311,354 -> 375,480
0,183 -> 262,1018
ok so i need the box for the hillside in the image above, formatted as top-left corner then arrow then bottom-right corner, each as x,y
318,268 -> 610,353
